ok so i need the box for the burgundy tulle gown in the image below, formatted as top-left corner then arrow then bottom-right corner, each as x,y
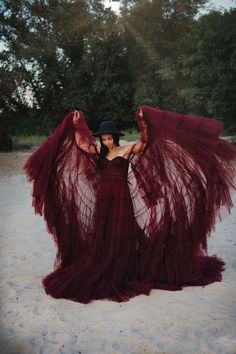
24,106 -> 236,303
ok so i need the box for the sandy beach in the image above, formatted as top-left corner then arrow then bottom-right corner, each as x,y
0,151 -> 236,354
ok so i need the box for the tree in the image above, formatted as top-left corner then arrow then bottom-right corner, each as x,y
185,9 -> 236,133
1,0 -> 235,135
121,0 -> 207,111
0,0 -> 132,134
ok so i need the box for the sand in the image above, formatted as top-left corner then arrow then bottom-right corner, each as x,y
0,151 -> 236,354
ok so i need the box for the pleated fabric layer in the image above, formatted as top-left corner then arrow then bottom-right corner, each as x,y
24,106 -> 236,303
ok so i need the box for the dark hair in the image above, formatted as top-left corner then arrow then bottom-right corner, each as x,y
97,134 -> 120,168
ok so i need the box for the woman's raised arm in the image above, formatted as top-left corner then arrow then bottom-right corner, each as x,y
130,109 -> 148,154
73,110 -> 100,154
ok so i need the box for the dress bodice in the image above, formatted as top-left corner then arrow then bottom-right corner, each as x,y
100,156 -> 129,182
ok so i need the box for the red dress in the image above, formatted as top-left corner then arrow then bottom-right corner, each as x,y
24,106 -> 236,303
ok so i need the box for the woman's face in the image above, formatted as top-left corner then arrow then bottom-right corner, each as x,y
101,134 -> 116,150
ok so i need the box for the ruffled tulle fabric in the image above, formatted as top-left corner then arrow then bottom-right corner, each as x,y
24,106 -> 236,303
42,157 -> 153,303
128,106 -> 236,288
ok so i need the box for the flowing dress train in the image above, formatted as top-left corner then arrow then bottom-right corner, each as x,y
24,106 -> 236,303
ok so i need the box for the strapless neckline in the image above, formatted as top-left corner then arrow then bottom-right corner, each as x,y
104,156 -> 129,163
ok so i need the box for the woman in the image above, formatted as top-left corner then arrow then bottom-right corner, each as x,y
73,109 -> 147,158
24,106 -> 236,303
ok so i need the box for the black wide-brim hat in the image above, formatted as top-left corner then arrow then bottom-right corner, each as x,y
93,120 -> 125,137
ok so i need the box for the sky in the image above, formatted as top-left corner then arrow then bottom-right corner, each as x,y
104,0 -> 236,12
208,0 -> 235,9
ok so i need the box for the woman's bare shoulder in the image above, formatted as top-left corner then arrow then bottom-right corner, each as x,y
118,144 -> 135,158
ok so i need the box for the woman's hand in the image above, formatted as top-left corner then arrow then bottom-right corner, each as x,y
138,109 -> 147,127
138,109 -> 143,119
73,110 -> 80,125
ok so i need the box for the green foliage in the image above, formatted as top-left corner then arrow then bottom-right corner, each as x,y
0,0 -> 235,135
0,0 -> 133,134
12,134 -> 47,145
185,9 -> 236,133
121,0 -> 208,112
123,128 -> 139,141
